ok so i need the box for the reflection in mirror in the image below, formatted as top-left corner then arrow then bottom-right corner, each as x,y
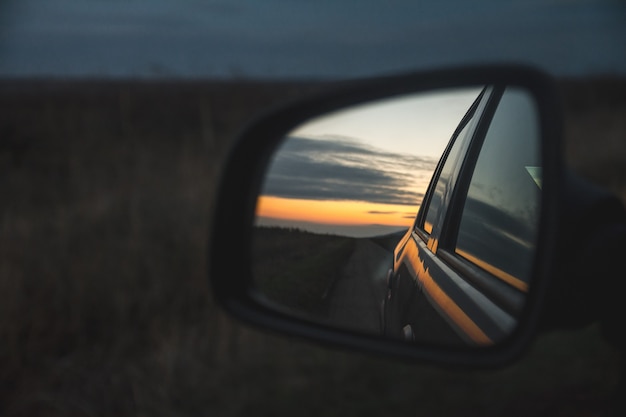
251,86 -> 542,348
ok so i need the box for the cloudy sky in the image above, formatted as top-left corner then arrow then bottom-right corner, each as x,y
261,135 -> 434,206
256,135 -> 436,237
254,87 -> 481,237
1,0 -> 625,79
255,135 -> 438,237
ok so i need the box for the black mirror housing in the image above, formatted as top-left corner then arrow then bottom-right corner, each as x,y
209,64 -> 565,367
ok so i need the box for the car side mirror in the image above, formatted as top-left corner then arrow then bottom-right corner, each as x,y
209,65 -> 564,367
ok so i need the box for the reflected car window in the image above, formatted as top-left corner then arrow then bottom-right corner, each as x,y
455,88 -> 541,287
421,91 -> 486,235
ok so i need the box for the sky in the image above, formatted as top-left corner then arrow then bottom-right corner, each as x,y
1,0 -> 626,79
255,87 -> 483,237
2,0 -> 624,236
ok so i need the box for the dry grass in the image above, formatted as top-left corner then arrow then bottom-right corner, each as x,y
252,226 -> 356,316
560,76 -> 626,202
0,77 -> 624,416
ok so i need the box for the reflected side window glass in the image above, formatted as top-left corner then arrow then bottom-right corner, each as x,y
455,88 -> 541,289
421,104 -> 480,235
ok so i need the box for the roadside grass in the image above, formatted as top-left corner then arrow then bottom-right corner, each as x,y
252,226 -> 356,316
0,77 -> 624,416
560,77 -> 626,203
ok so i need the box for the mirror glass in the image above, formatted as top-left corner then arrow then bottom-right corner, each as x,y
252,86 -> 542,347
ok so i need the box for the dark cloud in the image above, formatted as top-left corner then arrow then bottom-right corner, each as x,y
261,136 -> 437,206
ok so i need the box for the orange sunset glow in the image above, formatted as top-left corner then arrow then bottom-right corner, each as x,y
256,195 -> 417,229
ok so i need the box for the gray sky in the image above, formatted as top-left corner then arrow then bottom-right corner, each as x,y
1,0 -> 626,79
261,135 -> 436,206
291,87 -> 482,157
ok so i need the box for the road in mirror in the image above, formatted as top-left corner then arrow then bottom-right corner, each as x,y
251,86 -> 541,347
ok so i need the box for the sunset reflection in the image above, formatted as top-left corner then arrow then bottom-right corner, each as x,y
254,88 -> 483,237
256,195 -> 416,230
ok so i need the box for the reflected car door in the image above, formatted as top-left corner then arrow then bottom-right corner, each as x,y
391,84 -> 541,346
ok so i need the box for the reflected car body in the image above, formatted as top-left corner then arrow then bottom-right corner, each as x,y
381,84 -> 543,346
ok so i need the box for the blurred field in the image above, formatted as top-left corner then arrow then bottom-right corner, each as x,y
1,77 -> 625,417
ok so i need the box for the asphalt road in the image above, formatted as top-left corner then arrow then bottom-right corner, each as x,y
325,238 -> 392,335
